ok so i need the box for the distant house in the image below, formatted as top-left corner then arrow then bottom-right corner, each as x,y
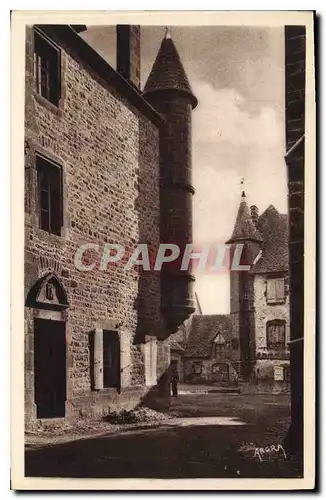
182,315 -> 238,384
170,339 -> 185,381
227,192 -> 290,386
169,293 -> 202,382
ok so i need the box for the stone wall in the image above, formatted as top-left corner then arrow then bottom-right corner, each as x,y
24,26 -> 169,423
253,275 -> 290,351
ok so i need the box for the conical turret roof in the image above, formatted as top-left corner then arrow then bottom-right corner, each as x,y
143,31 -> 197,109
227,192 -> 263,243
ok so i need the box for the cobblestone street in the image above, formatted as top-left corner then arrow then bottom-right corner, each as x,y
25,391 -> 302,479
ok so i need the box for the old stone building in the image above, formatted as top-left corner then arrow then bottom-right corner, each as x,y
182,314 -> 237,384
169,292 -> 202,382
227,192 -> 290,388
24,24 -> 197,426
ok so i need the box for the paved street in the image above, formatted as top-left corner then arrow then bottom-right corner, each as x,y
25,392 -> 302,479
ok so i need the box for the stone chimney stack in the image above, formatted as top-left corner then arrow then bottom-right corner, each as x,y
250,205 -> 259,226
116,25 -> 141,89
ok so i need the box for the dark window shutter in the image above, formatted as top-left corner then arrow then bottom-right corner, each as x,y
103,331 -> 120,390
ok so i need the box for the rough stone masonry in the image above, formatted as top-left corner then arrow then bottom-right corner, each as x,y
24,24 -> 197,426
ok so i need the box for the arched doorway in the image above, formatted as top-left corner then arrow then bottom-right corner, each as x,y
26,272 -> 69,419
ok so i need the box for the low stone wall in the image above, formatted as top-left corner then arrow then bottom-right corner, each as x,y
25,386 -> 171,430
69,387 -> 148,420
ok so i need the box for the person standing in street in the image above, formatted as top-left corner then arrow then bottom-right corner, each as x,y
170,360 -> 179,397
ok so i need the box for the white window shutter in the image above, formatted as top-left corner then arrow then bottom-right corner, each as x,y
276,279 -> 285,300
151,339 -> 157,386
144,339 -> 157,387
267,279 -> 276,301
93,328 -> 103,390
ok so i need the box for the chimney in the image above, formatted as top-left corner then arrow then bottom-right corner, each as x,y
250,205 -> 259,226
116,25 -> 141,89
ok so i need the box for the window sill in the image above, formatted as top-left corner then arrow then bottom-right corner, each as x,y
34,92 -> 63,117
35,226 -> 67,246
266,300 -> 286,306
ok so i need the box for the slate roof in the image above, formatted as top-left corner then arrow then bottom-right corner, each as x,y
227,192 -> 263,243
143,34 -> 198,109
251,205 -> 289,274
184,314 -> 232,357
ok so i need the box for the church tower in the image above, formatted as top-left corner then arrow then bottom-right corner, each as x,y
143,29 -> 198,334
227,191 -> 263,379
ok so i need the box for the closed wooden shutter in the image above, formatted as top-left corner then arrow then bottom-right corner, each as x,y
275,279 -> 285,300
267,279 -> 276,302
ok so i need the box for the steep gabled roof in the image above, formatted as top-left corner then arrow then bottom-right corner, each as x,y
143,32 -> 197,109
184,314 -> 231,357
227,192 -> 263,244
251,205 -> 289,274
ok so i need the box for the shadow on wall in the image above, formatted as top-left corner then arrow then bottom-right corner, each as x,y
137,370 -> 172,411
133,118 -> 172,405
133,118 -> 163,347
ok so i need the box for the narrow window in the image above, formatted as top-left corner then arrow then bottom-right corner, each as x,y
103,330 -> 121,390
266,320 -> 286,350
34,29 -> 61,106
36,155 -> 63,236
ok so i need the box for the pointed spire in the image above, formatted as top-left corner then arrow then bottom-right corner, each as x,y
164,27 -> 171,39
194,292 -> 202,315
227,192 -> 263,244
143,31 -> 197,109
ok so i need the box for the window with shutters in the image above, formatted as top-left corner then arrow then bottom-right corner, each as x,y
266,320 -> 286,350
36,155 -> 63,236
34,28 -> 61,106
266,277 -> 285,304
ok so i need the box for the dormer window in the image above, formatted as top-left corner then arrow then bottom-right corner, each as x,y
266,278 -> 285,304
214,333 -> 226,356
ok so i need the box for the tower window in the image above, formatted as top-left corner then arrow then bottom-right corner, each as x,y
266,320 -> 286,350
34,29 -> 61,106
266,278 -> 285,304
36,155 -> 63,236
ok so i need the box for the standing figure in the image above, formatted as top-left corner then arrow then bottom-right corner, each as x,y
170,360 -> 179,397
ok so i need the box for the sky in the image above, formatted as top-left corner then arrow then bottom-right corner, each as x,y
80,25 -> 287,315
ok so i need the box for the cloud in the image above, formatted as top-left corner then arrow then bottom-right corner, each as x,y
191,80 -> 287,313
192,80 -> 283,147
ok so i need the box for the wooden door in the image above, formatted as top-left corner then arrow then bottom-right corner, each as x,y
34,318 -> 66,418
